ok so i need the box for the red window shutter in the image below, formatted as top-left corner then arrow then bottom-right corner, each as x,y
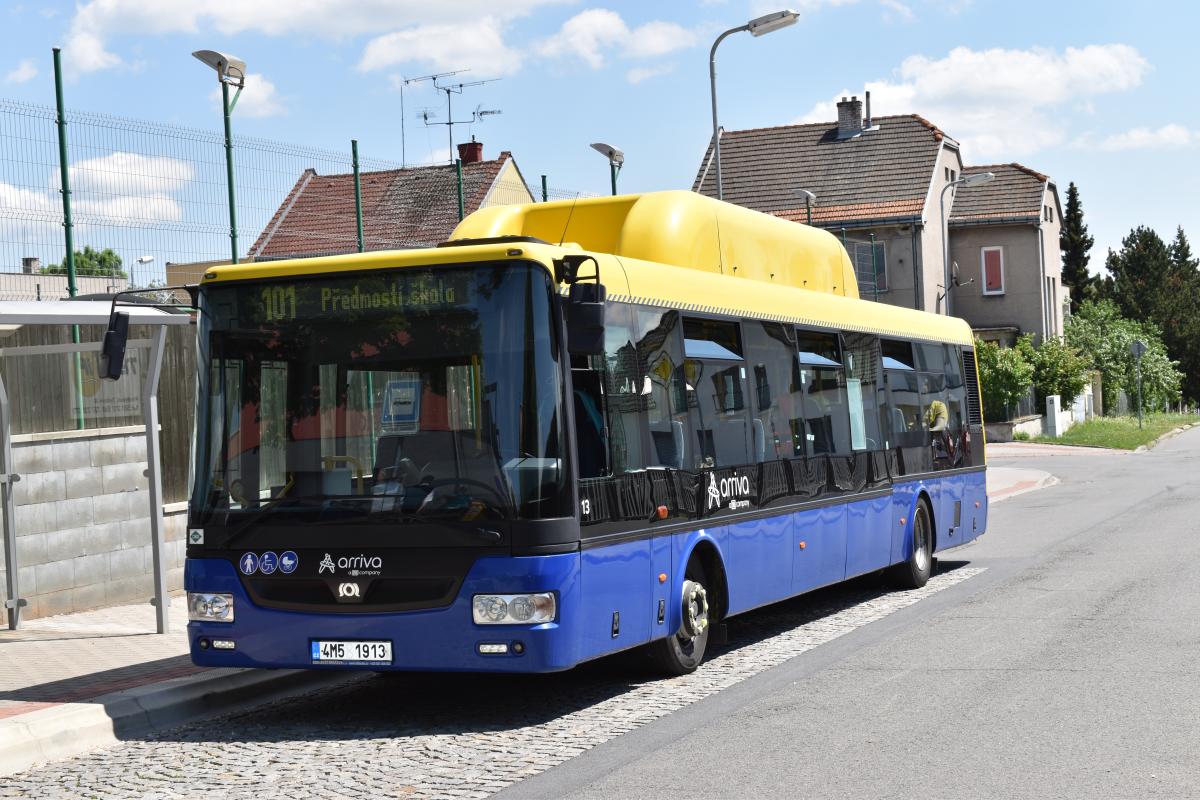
984,250 -> 1003,292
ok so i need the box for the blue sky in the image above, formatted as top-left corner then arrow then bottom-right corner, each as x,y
2,0 -> 1197,267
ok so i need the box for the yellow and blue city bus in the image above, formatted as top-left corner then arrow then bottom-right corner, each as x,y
182,190 -> 986,674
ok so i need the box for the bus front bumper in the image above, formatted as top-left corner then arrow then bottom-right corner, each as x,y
185,553 -> 583,673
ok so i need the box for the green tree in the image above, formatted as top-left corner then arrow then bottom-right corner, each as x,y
1164,227 -> 1200,402
1059,182 -> 1096,313
1016,334 -> 1090,409
41,246 -> 128,279
1065,299 -> 1182,414
1105,227 -> 1171,323
975,338 -> 1034,422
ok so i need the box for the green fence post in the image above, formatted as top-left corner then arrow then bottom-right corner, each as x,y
456,158 -> 465,221
541,175 -> 548,203
352,140 -> 364,253
53,47 -> 85,431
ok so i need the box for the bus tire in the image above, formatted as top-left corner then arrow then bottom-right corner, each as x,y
888,497 -> 933,590
647,560 -> 712,675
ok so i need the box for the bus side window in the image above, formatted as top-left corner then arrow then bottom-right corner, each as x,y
796,329 -> 851,456
636,307 -> 688,470
842,332 -> 884,451
743,321 -> 803,461
682,317 -> 750,468
880,339 -> 924,449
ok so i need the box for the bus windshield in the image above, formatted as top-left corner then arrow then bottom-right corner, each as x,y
190,262 -> 567,542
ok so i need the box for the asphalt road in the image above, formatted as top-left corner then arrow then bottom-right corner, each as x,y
503,429 -> 1200,800
5,429 -> 1198,799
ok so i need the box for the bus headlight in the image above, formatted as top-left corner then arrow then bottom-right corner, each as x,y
472,593 -> 555,625
188,592 -> 234,623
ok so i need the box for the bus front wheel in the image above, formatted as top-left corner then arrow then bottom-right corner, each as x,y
888,498 -> 933,589
648,561 -> 711,675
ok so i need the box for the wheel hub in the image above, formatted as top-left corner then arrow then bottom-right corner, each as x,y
680,580 -> 709,640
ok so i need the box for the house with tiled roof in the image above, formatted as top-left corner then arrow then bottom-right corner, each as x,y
247,141 -> 534,261
694,96 -> 965,314
949,163 -> 1065,344
693,95 -> 1065,342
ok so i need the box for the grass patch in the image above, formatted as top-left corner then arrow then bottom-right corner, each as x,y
1031,413 -> 1197,450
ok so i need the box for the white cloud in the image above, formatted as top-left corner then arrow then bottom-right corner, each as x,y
0,181 -> 54,213
798,44 -> 1151,159
62,152 -> 195,223
538,9 -> 697,69
359,17 -> 523,76
4,58 -> 38,84
1093,124 -> 1196,151
880,0 -> 914,21
626,64 -> 675,85
209,73 -> 286,118
62,0 -> 568,74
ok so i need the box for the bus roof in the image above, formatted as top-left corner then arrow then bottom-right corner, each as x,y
199,192 -> 971,347
449,190 -> 859,299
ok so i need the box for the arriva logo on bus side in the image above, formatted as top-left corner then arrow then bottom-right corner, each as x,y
706,472 -> 752,512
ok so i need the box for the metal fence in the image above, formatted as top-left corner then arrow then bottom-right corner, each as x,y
1,96 -> 592,295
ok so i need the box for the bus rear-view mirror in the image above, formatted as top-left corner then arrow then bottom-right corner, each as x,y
100,310 -> 130,381
566,283 -> 606,356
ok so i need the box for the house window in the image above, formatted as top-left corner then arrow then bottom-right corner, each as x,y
981,247 -> 1004,295
847,239 -> 887,293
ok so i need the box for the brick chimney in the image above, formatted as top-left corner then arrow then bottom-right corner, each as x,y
21,256 -> 40,274
836,96 -> 864,139
457,137 -> 484,165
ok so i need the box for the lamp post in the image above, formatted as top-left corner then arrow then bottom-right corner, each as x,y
939,171 -> 994,314
709,10 -> 799,201
590,142 -> 624,196
193,50 -> 246,265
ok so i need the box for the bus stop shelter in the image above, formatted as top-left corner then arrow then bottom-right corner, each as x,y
0,301 -> 192,633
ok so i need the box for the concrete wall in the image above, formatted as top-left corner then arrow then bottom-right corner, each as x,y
921,143 -> 965,314
949,224 -> 1049,340
840,224 -> 923,312
0,427 -> 186,619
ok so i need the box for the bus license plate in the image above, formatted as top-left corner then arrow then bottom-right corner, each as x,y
311,640 -> 393,665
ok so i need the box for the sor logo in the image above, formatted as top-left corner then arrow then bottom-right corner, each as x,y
337,582 -> 362,599
705,472 -> 753,511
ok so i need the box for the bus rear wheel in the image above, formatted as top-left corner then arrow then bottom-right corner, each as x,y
648,561 -> 711,675
888,498 -> 933,589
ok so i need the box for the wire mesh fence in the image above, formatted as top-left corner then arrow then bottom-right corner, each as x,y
1,96 -> 592,297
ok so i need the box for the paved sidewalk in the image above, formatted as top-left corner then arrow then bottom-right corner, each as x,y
0,595 -> 334,777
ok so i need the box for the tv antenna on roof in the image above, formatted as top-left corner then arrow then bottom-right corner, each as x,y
407,70 -> 503,163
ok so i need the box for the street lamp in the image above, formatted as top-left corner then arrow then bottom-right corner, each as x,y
796,189 -> 816,225
939,171 -> 994,314
709,10 -> 799,201
193,49 -> 246,265
590,142 -> 624,196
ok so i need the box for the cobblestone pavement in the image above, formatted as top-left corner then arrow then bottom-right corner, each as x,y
2,566 -> 983,799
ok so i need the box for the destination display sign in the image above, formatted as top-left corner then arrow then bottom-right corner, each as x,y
233,270 -> 477,325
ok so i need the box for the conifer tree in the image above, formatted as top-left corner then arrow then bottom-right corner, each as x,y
1059,182 -> 1095,313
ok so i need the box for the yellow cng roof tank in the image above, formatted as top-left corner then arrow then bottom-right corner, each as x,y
450,189 -> 859,299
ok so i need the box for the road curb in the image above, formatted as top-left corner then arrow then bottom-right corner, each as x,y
1137,422 -> 1198,452
0,666 -> 347,778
